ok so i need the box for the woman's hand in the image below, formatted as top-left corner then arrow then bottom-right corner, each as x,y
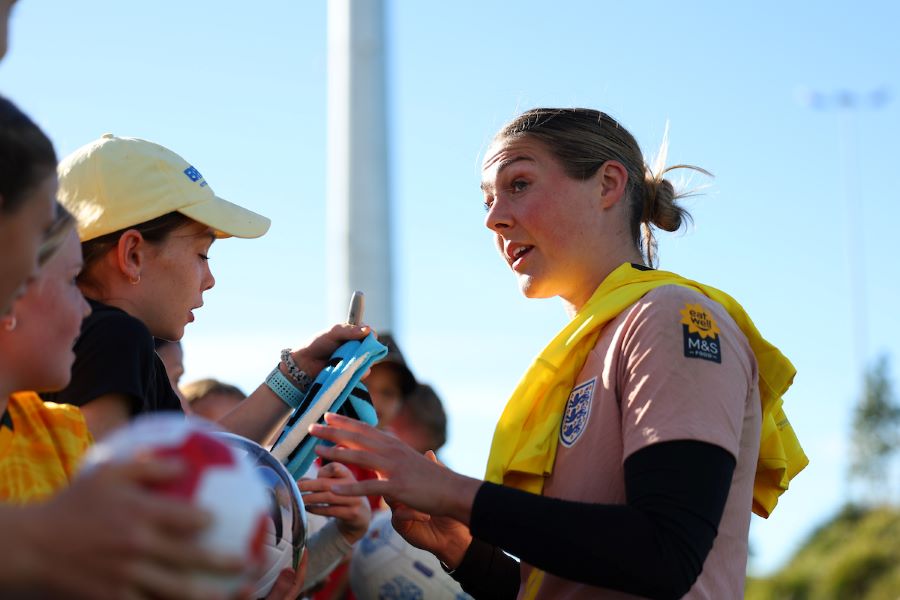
309,413 -> 482,529
298,462 -> 372,544
290,324 -> 371,378
387,452 -> 474,569
18,456 -> 246,600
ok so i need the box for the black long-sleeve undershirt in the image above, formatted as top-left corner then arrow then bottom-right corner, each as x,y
451,440 -> 736,600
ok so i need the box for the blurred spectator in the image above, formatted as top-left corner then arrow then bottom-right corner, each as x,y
390,383 -> 447,455
181,377 -> 246,421
363,333 -> 415,429
154,338 -> 184,396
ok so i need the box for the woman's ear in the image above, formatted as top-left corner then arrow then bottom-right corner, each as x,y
115,229 -> 145,284
597,160 -> 629,209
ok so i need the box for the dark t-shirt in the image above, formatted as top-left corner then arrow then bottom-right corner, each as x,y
42,299 -> 182,415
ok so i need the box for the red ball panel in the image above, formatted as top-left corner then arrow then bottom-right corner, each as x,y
150,432 -> 235,499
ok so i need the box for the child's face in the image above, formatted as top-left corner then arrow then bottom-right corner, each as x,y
364,364 -> 404,429
389,409 -> 436,454
138,221 -> 216,341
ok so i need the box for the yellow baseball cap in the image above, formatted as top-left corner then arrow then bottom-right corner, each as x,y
58,134 -> 271,241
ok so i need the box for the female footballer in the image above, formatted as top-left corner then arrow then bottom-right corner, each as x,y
310,108 -> 805,599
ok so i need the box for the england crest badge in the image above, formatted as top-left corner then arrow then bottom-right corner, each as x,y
560,377 -> 595,448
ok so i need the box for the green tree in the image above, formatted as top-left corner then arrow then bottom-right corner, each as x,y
849,354 -> 900,502
745,505 -> 900,600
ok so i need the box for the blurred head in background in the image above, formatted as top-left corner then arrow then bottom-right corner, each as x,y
180,377 -> 245,422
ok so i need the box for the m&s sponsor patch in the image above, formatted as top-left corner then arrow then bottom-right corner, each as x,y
680,303 -> 722,364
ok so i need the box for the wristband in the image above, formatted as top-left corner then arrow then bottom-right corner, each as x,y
265,365 -> 305,410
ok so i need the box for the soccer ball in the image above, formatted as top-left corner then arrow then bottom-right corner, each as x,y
213,431 -> 307,597
350,511 -> 473,600
80,414 -> 271,596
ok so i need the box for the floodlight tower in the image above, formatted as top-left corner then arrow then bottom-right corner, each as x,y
326,0 -> 393,330
800,86 -> 890,379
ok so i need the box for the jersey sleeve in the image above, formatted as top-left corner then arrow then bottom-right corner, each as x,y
617,286 -> 755,462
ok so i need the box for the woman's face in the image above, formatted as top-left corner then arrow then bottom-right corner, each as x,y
140,221 -> 216,341
1,228 -> 91,392
0,175 -> 56,315
481,136 -> 611,306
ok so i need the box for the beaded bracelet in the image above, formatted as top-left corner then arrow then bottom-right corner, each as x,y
280,348 -> 314,394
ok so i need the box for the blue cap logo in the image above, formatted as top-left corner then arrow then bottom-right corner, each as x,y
183,166 -> 208,187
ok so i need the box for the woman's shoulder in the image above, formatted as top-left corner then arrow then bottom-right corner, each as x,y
632,284 -> 740,333
641,283 -> 719,308
596,283 -> 752,361
618,283 -> 755,371
10,392 -> 90,439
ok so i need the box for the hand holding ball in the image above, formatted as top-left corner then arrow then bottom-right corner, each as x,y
80,414 -> 271,597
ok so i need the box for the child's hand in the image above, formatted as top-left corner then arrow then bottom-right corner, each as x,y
298,462 -> 372,543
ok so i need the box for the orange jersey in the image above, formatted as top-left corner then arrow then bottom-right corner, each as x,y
0,391 -> 92,503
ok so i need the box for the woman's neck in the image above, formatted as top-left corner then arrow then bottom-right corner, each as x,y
561,251 -> 644,318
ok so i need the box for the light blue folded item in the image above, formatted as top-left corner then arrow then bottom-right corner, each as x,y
270,333 -> 386,479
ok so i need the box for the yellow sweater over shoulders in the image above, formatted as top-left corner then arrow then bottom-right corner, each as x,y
0,391 -> 92,504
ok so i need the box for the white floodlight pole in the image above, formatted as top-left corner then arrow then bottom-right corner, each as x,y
326,0 -> 393,330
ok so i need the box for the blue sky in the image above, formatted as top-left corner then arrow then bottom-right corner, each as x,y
3,0 -> 898,575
